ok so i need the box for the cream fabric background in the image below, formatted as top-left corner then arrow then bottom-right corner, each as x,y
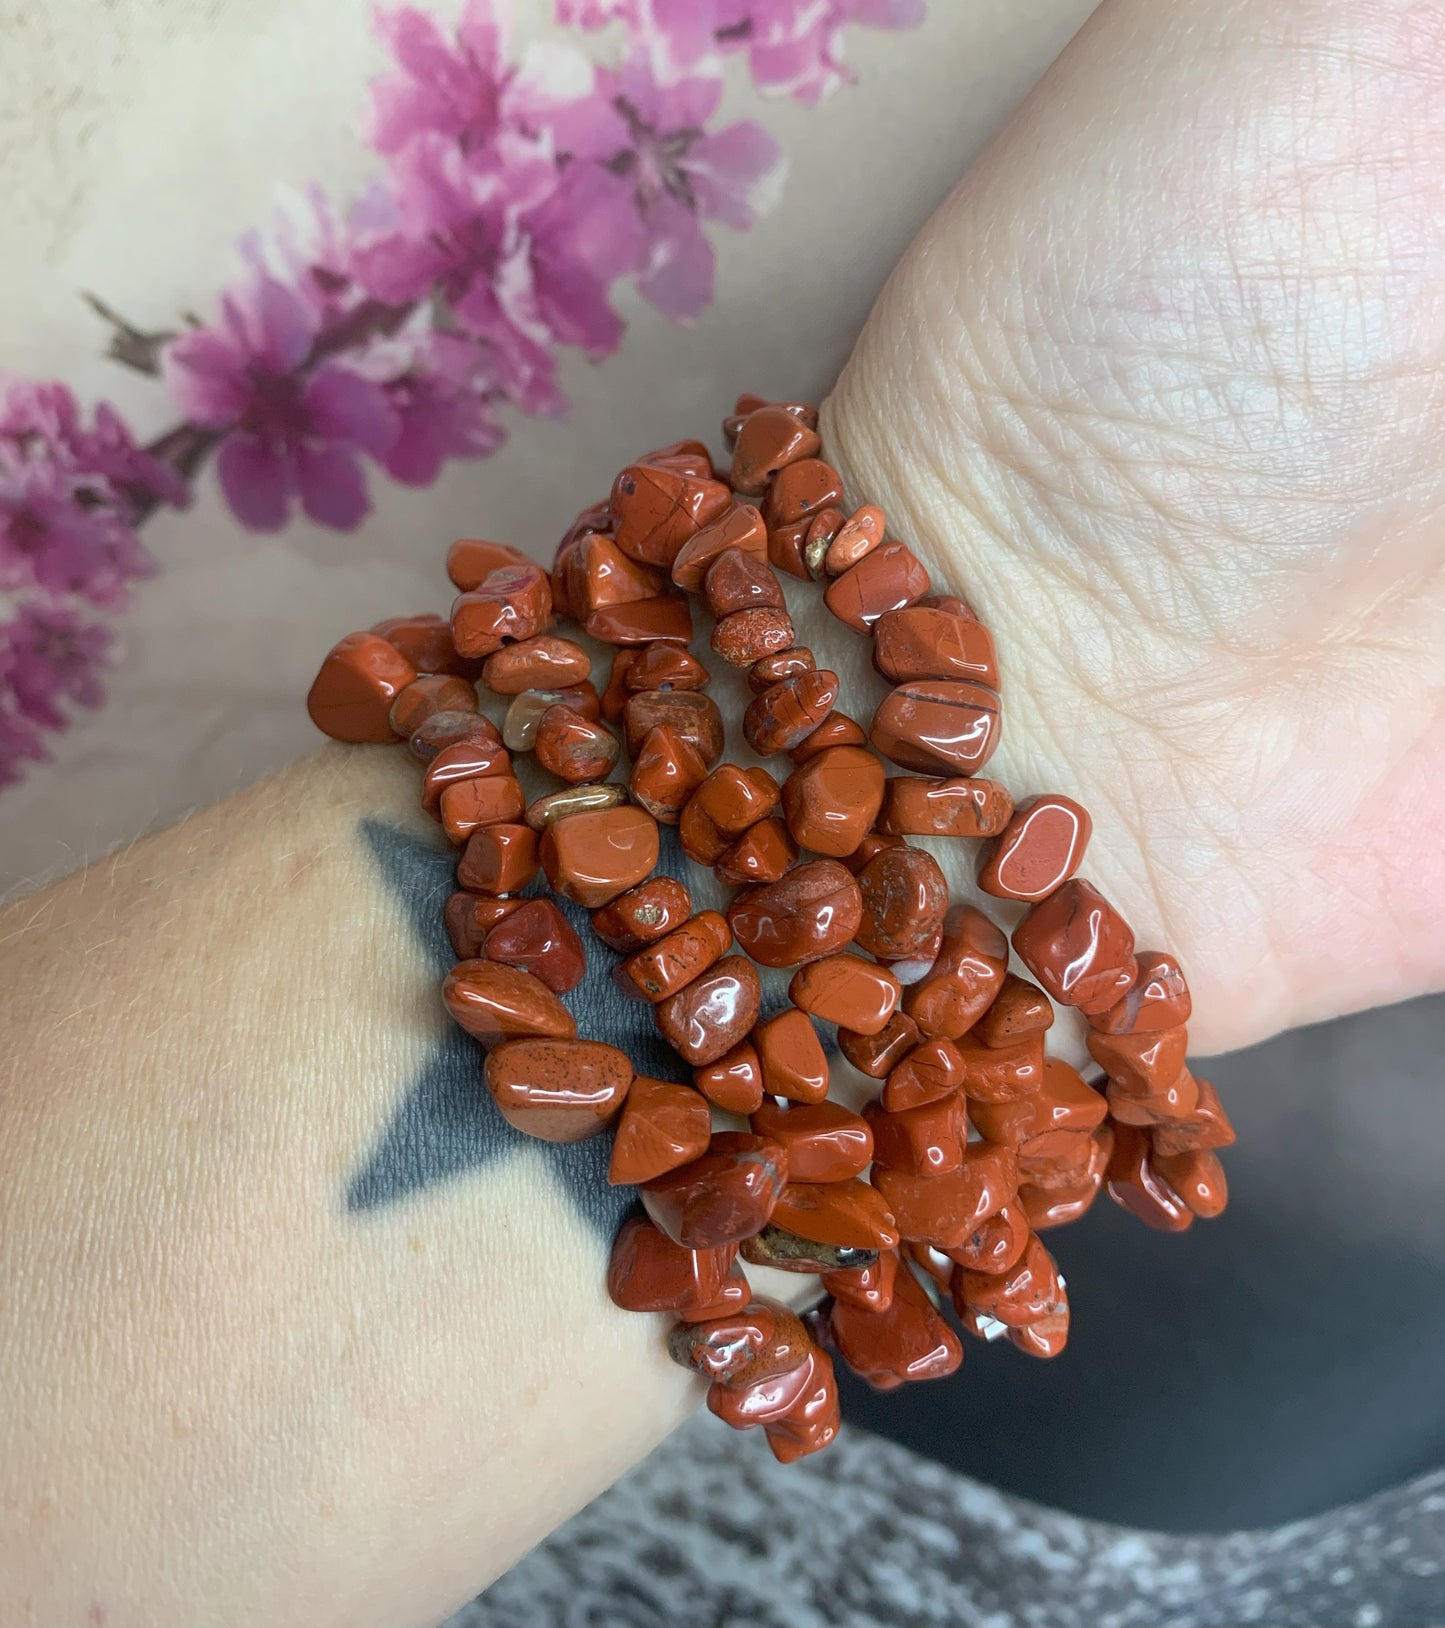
0,0 -> 1091,892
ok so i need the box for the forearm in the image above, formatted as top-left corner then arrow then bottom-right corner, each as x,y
0,747 -> 693,1628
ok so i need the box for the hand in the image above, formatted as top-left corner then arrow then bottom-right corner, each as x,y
822,0 -> 1445,1054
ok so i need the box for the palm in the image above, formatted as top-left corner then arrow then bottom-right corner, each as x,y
811,1 -> 1445,1053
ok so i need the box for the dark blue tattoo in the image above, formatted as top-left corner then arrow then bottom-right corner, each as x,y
346,818 -> 687,1235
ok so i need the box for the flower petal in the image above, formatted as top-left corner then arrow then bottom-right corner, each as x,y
684,120 -> 787,228
636,194 -> 715,322
303,366 -> 400,457
216,433 -> 294,532
295,444 -> 371,530
250,277 -> 316,373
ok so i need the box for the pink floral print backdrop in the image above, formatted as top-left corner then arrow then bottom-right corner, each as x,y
0,0 -> 922,791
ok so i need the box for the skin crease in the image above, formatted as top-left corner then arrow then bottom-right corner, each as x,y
2,1 -> 1445,1623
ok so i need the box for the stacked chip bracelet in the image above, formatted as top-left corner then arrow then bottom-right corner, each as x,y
307,392 -> 1236,1465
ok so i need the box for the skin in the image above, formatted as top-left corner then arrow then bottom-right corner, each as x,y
2,0 -> 1443,1622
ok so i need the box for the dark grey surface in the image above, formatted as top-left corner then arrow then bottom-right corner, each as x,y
843,991 -> 1445,1530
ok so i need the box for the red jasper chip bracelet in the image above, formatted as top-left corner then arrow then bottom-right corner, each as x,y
307,391 -> 1235,1465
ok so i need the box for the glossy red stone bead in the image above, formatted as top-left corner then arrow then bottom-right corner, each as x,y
371,612 -> 469,677
854,844 -> 949,961
481,634 -> 590,695
443,960 -> 577,1047
728,859 -> 863,968
879,776 -> 1013,839
456,821 -> 539,895
714,818 -> 798,886
828,1259 -> 963,1391
630,726 -> 710,823
904,905 -> 1009,1039
1153,1148 -> 1229,1219
823,503 -> 886,576
781,745 -> 885,858
1106,1124 -> 1195,1231
872,604 -> 999,688
704,546 -> 785,617
730,405 -> 822,495
610,462 -> 730,567
970,1057 -> 1108,1148
870,1144 -> 1018,1249
670,501 -> 769,592
307,631 -> 417,742
1086,1024 -> 1190,1094
540,804 -> 660,907
955,1031 -> 1046,1104
608,1075 -> 714,1186
880,1037 -> 965,1112
1089,950 -> 1193,1034
694,1041 -> 765,1114
823,541 -> 931,632
865,1093 -> 966,1177
944,1203 -> 1032,1275
979,795 -> 1093,902
624,641 -> 710,693
743,669 -> 840,756
771,1178 -> 899,1250
533,705 -> 620,784
389,674 -> 478,739
420,737 -> 512,817
607,1215 -> 733,1314
821,1247 -> 899,1313
451,562 -> 553,656
408,709 -> 501,763
749,1100 -> 873,1183
584,593 -> 693,645
590,876 -> 694,953
618,911 -> 732,1002
1013,879 -> 1137,1015
447,538 -> 533,592
974,974 -> 1055,1047
748,647 -> 815,692
623,689 -> 725,765
870,679 -> 1001,776
445,893 -> 520,959
641,1131 -> 789,1248
481,897 -> 586,994
485,1037 -> 632,1142
1150,1078 -> 1236,1157
788,954 -> 900,1035
753,1008 -> 830,1104
655,955 -> 762,1066
439,775 -> 527,844
953,1234 -> 1064,1330
837,1012 -> 920,1080
763,457 -> 844,528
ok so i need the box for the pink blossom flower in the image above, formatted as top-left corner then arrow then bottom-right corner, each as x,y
715,0 -> 925,103
0,454 -> 155,610
350,130 -> 627,409
360,329 -> 507,485
0,378 -> 187,516
369,0 -> 595,156
238,184 -> 362,327
1,596 -> 112,733
555,53 -> 783,320
163,276 -> 399,531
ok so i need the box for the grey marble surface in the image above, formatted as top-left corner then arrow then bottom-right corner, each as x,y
455,1413 -> 1445,1628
